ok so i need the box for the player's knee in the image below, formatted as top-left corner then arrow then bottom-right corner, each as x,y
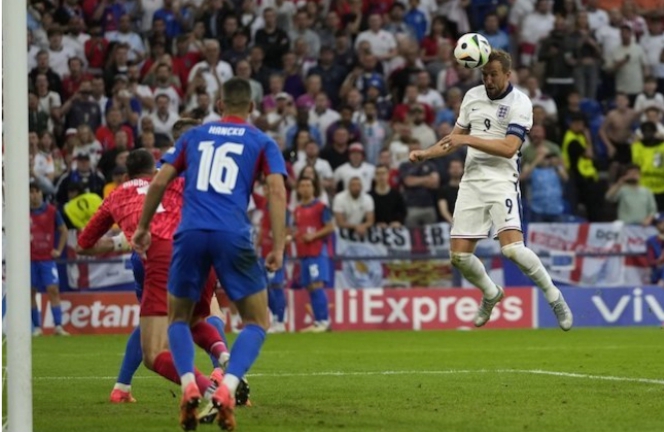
450,251 -> 472,269
501,241 -> 524,261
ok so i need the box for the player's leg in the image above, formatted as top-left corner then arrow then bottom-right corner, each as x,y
497,230 -> 573,330
42,261 -> 68,336
30,288 -> 42,337
211,231 -> 270,431
191,274 -> 230,372
300,257 -> 330,332
492,184 -> 573,331
110,253 -> 145,402
267,265 -> 286,333
228,301 -> 243,333
166,232 -> 213,430
205,294 -> 230,370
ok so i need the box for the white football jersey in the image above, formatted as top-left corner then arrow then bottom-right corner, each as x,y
456,85 -> 533,183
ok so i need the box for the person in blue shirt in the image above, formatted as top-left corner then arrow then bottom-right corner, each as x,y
153,0 -> 192,39
134,77 -> 287,431
404,0 -> 428,43
479,13 -> 511,53
646,213 -> 664,286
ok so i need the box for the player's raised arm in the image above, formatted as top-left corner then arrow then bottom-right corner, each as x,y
77,198 -> 117,252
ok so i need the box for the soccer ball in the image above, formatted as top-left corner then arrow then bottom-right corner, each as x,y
454,33 -> 492,69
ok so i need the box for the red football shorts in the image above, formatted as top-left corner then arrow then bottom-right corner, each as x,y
140,238 -> 172,317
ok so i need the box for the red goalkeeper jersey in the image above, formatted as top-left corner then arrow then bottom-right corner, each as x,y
78,176 -> 184,249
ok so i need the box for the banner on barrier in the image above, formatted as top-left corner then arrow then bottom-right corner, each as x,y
537,287 -> 664,328
287,287 -> 534,331
334,224 -> 503,288
527,223 -> 655,287
64,230 -> 135,290
40,292 -> 139,335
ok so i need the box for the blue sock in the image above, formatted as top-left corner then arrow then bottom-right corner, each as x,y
117,327 -> 142,385
309,288 -> 329,322
51,305 -> 63,326
268,288 -> 286,323
167,322 -> 195,377
226,324 -> 266,379
31,307 -> 41,328
205,316 -> 228,368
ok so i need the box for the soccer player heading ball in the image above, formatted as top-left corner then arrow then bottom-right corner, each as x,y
410,49 -> 573,331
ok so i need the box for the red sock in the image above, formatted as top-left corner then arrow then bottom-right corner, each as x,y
153,351 -> 181,385
191,321 -> 228,358
195,369 -> 213,394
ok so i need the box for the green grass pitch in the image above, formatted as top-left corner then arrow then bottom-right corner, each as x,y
13,328 -> 664,431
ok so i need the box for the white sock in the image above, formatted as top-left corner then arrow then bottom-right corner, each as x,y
451,252 -> 499,298
502,242 -> 561,303
180,372 -> 196,392
222,374 -> 240,396
113,383 -> 131,392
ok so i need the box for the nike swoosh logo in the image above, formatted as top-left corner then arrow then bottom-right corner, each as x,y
505,218 -> 515,222
471,108 -> 479,111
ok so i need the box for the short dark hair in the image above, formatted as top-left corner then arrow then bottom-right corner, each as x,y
172,118 -> 202,140
486,49 -> 512,73
222,77 -> 252,112
625,164 -> 641,173
126,149 -> 156,178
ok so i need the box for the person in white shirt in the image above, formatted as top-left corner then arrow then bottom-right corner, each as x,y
354,13 -> 398,62
585,0 -> 609,32
634,77 -> 664,120
308,93 -> 340,146
149,94 -> 180,140
640,16 -> 664,90
409,49 -> 573,332
333,177 -> 375,236
47,27 -> 77,78
35,74 -> 61,133
415,70 -> 444,111
524,76 -> 558,119
152,63 -> 183,113
187,39 -> 234,102
293,140 -> 334,186
409,104 -> 437,148
105,14 -> 146,64
63,16 -> 90,69
196,93 -> 222,124
360,100 -> 391,165
606,24 -> 650,100
595,9 -> 623,59
519,0 -> 555,66
334,143 -> 376,193
127,65 -> 155,113
266,92 -> 296,142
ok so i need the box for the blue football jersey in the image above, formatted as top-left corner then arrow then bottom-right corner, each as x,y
162,117 -> 287,234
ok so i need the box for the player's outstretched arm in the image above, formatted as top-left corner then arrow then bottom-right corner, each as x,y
443,133 -> 522,159
265,173 -> 287,271
76,233 -> 131,256
410,127 -> 469,163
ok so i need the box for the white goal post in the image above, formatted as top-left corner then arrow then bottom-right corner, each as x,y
3,0 -> 34,431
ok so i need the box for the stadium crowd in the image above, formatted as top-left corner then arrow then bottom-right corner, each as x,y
25,0 -> 664,229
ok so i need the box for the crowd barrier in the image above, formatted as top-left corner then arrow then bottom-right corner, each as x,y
32,286 -> 664,335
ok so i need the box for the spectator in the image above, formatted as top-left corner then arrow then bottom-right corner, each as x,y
646,213 -> 664,285
333,176 -> 375,237
538,15 -> 575,106
106,76 -> 141,128
188,39 -> 234,102
222,31 -> 251,69
599,93 -> 638,171
621,1 -> 647,39
62,181 -> 104,229
333,143 -> 375,193
289,9 -> 321,58
30,50 -> 63,98
29,180 -> 69,337
266,92 -> 296,141
254,8 -> 290,71
585,0 -> 609,32
84,24 -> 109,75
296,74 -> 323,110
525,76 -> 558,120
285,107 -> 323,149
479,12 -> 510,53
320,126 -> 351,171
54,0 -> 83,27
153,0 -> 192,39
607,24 -> 649,103
521,124 -> 561,166
96,107 -> 135,151
436,159 -> 463,224
641,15 -> 664,94
355,13 -> 397,63
103,165 -> 128,198
262,73 -> 285,113
393,85 -> 434,125
521,145 -> 569,222
75,125 -> 103,169
35,73 -> 62,134
308,93 -> 340,146
632,121 -> 664,210
103,43 -> 131,93
388,42 -> 422,103
239,0 -> 264,39
293,140 -> 335,191
318,11 -> 340,49
404,0 -> 427,43
371,164 -> 406,228
359,100 -> 391,166
54,153 -> 106,207
62,80 -> 103,132
199,0 -> 231,40
47,26 -> 77,79
409,104 -> 437,149
152,63 -> 183,113
634,77 -> 664,119
127,64 -> 155,113
34,131 -> 65,186
377,148 -> 401,188
61,57 -> 92,101
282,51 -> 306,99
365,82 -> 393,121
519,0 -> 555,66
415,70 -> 444,112
105,14 -> 146,64
326,105 -> 362,145
634,107 -> 664,140
91,76 -> 109,121
150,94 -> 180,140
29,92 -> 50,135
384,3 -> 416,41
570,11 -> 603,100
606,164 -> 657,225
400,139 -> 440,227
